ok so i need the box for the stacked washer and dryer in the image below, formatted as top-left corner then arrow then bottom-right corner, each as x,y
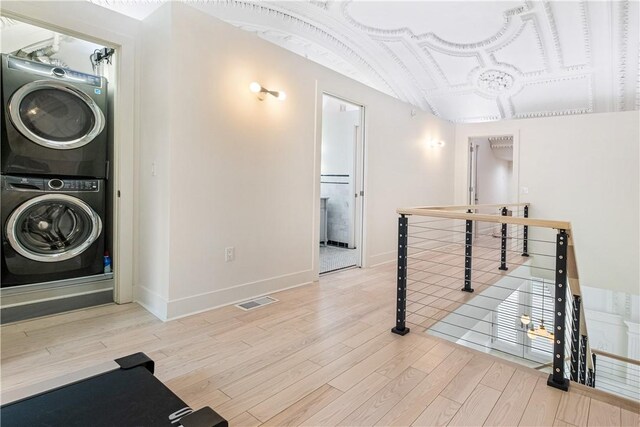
1,54 -> 109,288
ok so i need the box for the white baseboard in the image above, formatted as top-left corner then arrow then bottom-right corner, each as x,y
164,269 -> 315,320
134,284 -> 168,320
368,250 -> 396,267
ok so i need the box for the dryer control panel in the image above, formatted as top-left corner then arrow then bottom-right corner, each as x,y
47,179 -> 99,192
7,56 -> 104,87
1,176 -> 100,192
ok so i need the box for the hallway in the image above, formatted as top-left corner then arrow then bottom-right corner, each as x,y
1,264 -> 637,426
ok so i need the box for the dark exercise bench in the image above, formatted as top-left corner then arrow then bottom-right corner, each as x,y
0,352 -> 227,427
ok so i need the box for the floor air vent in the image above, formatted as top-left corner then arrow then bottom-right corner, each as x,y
235,296 -> 278,311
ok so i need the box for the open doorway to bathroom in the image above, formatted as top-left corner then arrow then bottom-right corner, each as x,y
319,94 -> 364,274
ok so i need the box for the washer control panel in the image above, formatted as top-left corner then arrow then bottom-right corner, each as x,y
47,179 -> 100,192
0,176 -> 100,192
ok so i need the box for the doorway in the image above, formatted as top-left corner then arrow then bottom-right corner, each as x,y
468,135 -> 515,210
319,94 -> 364,274
468,135 -> 516,239
0,18 -> 119,322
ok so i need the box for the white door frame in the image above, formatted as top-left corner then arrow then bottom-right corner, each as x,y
317,91 -> 366,274
466,133 -> 521,208
1,3 -> 137,303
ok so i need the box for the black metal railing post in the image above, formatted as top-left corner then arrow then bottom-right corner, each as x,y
522,205 -> 530,257
462,209 -> 474,293
589,353 -> 596,387
547,229 -> 569,391
498,207 -> 508,271
579,335 -> 588,384
570,295 -> 581,382
392,215 -> 410,336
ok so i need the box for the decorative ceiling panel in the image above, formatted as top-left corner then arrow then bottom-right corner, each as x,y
89,0 -> 640,123
429,91 -> 502,122
489,20 -> 547,75
424,47 -> 481,87
343,1 -> 526,45
511,74 -> 592,118
547,1 -> 590,68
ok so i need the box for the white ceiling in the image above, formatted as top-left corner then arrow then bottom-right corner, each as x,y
91,0 -> 639,123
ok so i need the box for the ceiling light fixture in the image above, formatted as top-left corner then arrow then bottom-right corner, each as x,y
249,82 -> 286,101
527,324 -> 536,340
429,140 -> 445,148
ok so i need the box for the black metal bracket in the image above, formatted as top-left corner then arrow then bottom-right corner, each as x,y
498,207 -> 508,271
579,335 -> 588,384
392,215 -> 410,336
570,295 -> 581,382
547,229 -> 569,392
522,205 -> 530,257
462,210 -> 474,293
115,352 -> 155,374
180,407 -> 228,427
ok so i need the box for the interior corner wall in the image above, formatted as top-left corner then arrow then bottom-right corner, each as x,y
135,5 -> 173,319
454,111 -> 640,295
138,3 -> 455,320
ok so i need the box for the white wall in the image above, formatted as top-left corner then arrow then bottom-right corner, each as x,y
135,5 -> 173,318
455,111 -> 640,295
137,3 -> 455,320
321,111 -> 359,177
0,21 -> 105,74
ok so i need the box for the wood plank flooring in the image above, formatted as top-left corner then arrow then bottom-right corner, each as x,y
404,235 -> 528,330
2,263 -> 638,426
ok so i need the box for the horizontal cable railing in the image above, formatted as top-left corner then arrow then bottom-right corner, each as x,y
589,350 -> 640,400
391,203 -> 617,396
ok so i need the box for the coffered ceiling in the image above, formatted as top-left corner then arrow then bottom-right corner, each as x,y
92,0 -> 639,123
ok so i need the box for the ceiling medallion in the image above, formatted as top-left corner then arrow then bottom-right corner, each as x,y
477,69 -> 514,92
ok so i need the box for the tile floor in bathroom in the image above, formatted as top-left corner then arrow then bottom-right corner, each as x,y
320,245 -> 358,274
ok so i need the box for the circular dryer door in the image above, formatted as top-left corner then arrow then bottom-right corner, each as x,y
8,80 -> 105,150
6,194 -> 102,263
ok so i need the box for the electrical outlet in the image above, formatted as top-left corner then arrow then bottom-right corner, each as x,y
521,186 -> 529,194
225,247 -> 235,262
151,161 -> 157,177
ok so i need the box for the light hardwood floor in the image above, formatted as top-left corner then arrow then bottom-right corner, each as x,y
1,264 -> 638,426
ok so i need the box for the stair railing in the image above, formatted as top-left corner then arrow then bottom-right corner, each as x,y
391,203 -> 603,393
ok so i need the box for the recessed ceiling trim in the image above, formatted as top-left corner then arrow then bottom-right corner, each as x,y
341,0 -> 529,51
618,0 -> 630,111
212,0 -> 401,98
85,0 -> 639,123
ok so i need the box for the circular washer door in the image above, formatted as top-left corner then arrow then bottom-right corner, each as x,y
6,194 -> 102,263
8,80 -> 105,150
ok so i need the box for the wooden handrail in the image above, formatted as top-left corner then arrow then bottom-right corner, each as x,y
408,202 -> 530,211
592,349 -> 640,366
396,207 -> 572,230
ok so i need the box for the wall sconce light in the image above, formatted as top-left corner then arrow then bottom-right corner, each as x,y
429,140 -> 445,148
249,82 -> 286,101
